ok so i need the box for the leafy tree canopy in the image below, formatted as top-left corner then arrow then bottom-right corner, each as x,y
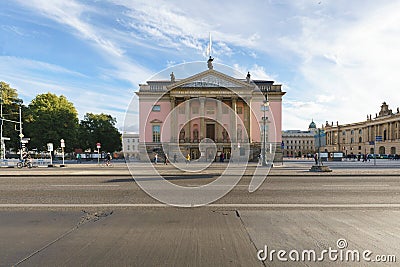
25,93 -> 79,152
0,81 -> 23,151
79,113 -> 121,153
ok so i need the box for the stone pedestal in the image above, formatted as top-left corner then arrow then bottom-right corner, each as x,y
309,165 -> 332,172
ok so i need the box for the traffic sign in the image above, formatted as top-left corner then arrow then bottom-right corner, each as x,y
369,141 -> 375,145
281,141 -> 284,149
96,142 -> 101,149
61,139 -> 65,148
375,136 -> 383,142
47,143 -> 53,152
19,133 -> 24,138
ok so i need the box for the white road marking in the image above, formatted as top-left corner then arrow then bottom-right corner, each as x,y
1,203 -> 400,208
50,184 -> 120,187
323,184 -> 390,187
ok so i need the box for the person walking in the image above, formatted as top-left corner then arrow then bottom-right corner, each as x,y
186,153 -> 191,164
154,153 -> 158,164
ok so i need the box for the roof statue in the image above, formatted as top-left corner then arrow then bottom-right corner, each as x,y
170,72 -> 175,83
207,56 -> 214,70
246,72 -> 251,83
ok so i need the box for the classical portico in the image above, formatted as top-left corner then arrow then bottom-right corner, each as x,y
136,66 -> 285,162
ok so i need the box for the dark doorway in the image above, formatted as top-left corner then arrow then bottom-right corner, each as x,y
190,148 -> 200,159
223,148 -> 231,159
206,124 -> 215,141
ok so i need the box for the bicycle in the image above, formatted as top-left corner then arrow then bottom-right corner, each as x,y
101,159 -> 113,167
16,159 -> 33,169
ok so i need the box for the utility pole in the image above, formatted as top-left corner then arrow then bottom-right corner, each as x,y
0,97 -> 3,159
19,106 -> 23,160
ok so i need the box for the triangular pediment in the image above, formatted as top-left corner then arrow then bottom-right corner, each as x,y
167,69 -> 254,90
150,119 -> 163,123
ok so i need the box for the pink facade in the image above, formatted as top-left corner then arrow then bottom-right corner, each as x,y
136,68 -> 285,162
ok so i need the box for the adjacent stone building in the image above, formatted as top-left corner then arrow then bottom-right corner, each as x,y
282,120 -> 318,157
323,102 -> 400,156
122,132 -> 140,159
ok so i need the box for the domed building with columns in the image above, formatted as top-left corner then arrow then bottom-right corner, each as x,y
281,120 -> 318,158
135,60 -> 285,162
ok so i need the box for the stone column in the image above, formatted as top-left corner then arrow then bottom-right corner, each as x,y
243,97 -> 251,143
216,97 -> 222,142
230,97 -> 237,143
170,96 -> 176,142
185,97 -> 191,142
199,97 -> 205,139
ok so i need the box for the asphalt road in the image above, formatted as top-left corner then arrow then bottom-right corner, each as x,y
0,162 -> 399,266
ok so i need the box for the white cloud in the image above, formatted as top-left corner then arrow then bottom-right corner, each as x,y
8,0 -> 400,131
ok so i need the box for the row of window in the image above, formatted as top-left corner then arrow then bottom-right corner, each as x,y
284,140 -> 314,144
284,146 -> 314,150
124,145 -> 137,151
125,139 -> 138,143
342,124 -> 399,136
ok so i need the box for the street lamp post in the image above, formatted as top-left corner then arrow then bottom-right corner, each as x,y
60,139 -> 65,167
317,128 -> 321,166
0,95 -> 3,160
261,100 -> 269,166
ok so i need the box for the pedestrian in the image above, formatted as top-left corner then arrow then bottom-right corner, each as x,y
314,153 -> 318,165
76,153 -> 82,164
173,154 -> 177,163
186,153 -> 190,164
164,154 -> 169,165
154,153 -> 158,164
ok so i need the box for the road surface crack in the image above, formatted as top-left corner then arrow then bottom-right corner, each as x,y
12,210 -> 114,266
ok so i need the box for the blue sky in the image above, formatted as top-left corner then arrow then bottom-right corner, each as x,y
1,0 -> 400,132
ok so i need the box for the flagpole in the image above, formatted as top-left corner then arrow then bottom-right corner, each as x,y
207,32 -> 212,57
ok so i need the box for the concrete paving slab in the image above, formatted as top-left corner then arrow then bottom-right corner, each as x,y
0,210 -> 83,266
1,209 -> 262,267
239,210 -> 400,266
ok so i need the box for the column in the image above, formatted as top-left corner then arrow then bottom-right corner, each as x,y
230,97 -> 237,143
199,97 -> 205,139
216,97 -> 222,142
170,97 -> 176,142
185,97 -> 190,142
243,97 -> 251,143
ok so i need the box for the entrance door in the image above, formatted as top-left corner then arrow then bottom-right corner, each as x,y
190,148 -> 200,160
206,124 -> 215,141
223,148 -> 231,159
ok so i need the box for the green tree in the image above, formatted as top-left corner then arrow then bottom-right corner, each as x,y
25,93 -> 79,152
79,113 -> 121,153
0,81 -> 23,153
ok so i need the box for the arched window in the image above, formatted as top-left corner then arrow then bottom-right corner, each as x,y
179,129 -> 185,141
359,137 -> 362,143
379,146 -> 385,154
193,129 -> 199,142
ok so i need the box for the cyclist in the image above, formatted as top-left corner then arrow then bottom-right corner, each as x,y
105,152 -> 112,166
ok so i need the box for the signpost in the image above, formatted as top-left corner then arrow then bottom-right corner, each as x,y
47,143 -> 53,166
374,136 -> 382,166
60,139 -> 65,167
96,142 -> 101,165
